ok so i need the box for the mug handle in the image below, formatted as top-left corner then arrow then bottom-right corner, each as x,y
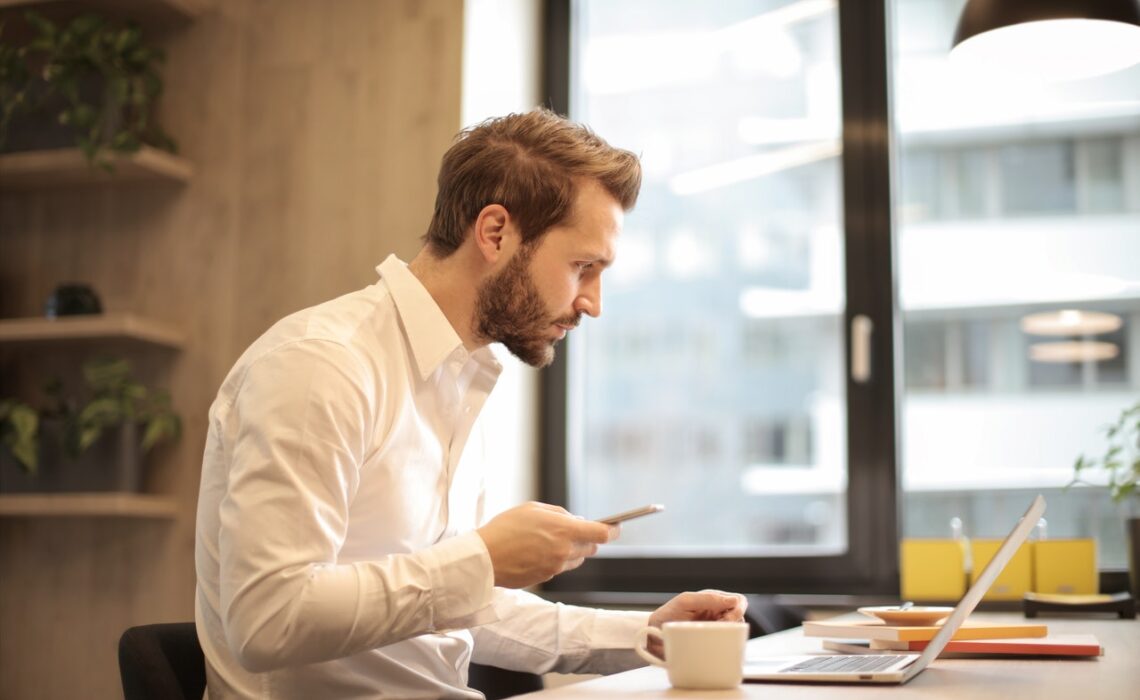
635,626 -> 666,667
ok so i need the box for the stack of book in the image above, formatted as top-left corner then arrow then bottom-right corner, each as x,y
803,619 -> 1103,657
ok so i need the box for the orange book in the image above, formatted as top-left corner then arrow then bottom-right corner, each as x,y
803,619 -> 1048,642
823,634 -> 1102,657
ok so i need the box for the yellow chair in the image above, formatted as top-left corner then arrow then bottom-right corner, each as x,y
971,539 -> 1033,600
900,539 -> 967,601
1034,539 -> 1097,594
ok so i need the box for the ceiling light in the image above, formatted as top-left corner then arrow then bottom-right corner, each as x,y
1019,309 -> 1123,336
1029,341 -> 1119,363
950,0 -> 1140,81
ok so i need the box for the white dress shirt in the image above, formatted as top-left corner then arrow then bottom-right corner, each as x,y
195,255 -> 648,699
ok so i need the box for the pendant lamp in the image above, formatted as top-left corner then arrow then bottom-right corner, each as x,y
950,0 -> 1140,80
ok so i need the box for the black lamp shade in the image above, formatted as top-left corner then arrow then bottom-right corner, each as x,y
953,0 -> 1140,48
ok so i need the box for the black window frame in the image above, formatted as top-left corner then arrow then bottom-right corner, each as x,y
538,0 -> 902,596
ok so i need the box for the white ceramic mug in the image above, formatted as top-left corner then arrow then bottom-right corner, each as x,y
635,620 -> 749,690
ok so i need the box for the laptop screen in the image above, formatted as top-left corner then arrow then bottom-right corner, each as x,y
909,494 -> 1047,673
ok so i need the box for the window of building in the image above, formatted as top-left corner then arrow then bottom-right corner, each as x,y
542,0 -> 1140,594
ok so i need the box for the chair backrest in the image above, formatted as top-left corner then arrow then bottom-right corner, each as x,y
743,594 -> 808,637
119,622 -> 206,700
468,662 -> 544,699
117,621 -> 542,699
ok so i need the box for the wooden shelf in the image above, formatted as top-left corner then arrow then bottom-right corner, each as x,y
0,0 -> 207,30
0,146 -> 194,188
0,313 -> 185,349
0,492 -> 178,518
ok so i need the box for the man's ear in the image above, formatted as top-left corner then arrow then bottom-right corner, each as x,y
472,204 -> 517,263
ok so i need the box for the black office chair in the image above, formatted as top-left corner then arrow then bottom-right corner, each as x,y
119,622 -> 207,700
117,621 -> 541,699
743,594 -> 809,637
469,662 -> 544,699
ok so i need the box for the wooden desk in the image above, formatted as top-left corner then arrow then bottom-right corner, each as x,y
517,614 -> 1140,699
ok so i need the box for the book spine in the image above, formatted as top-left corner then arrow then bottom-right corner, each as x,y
869,639 -> 910,650
870,639 -> 1102,655
802,622 -> 1049,641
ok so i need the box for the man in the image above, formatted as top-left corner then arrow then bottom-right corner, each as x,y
195,109 -> 746,699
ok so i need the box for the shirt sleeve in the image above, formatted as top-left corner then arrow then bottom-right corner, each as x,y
216,339 -> 499,673
469,588 -> 650,676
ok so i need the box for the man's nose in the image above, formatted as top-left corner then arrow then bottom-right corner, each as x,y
574,277 -> 602,318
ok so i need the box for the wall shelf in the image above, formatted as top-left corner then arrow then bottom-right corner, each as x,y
0,313 -> 185,349
0,0 -> 207,30
0,492 -> 178,518
0,146 -> 194,189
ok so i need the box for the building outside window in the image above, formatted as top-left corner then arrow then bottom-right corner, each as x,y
549,0 -> 1140,592
892,0 -> 1140,565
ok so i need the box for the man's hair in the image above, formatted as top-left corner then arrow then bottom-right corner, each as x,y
423,109 -> 642,256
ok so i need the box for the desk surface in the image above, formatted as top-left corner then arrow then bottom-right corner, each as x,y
517,613 -> 1140,699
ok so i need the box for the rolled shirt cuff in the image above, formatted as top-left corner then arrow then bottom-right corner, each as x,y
587,608 -> 652,648
578,609 -> 652,675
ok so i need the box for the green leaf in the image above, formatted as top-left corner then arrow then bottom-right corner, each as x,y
79,397 -> 123,427
0,401 -> 39,473
1071,400 -> 1140,505
124,383 -> 147,401
111,130 -> 133,149
141,414 -> 180,451
76,425 -> 102,452
113,132 -> 140,153
24,11 -> 56,39
7,404 -> 37,438
84,357 -> 131,391
129,47 -> 152,65
115,27 -> 139,53
10,438 -> 37,474
72,103 -> 96,127
69,14 -> 103,38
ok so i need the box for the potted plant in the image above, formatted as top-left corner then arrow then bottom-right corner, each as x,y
0,398 -> 37,473
1070,401 -> 1140,601
0,10 -> 176,167
0,356 -> 181,492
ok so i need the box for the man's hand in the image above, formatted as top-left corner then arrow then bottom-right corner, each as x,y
476,502 -> 618,588
645,590 -> 748,659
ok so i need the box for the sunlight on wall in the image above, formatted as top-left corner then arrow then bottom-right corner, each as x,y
461,0 -> 543,517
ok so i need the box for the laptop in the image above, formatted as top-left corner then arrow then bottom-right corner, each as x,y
743,494 -> 1046,684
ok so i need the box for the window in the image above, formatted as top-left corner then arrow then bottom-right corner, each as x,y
564,0 -> 850,560
893,0 -> 1140,569
541,0 -> 896,594
542,0 -> 1139,594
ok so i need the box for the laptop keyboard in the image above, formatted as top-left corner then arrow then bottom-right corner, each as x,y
781,655 -> 909,674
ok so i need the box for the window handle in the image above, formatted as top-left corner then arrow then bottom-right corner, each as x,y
851,314 -> 873,384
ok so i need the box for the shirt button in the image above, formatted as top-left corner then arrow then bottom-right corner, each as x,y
464,405 -> 472,414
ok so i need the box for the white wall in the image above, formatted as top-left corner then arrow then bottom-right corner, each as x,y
901,392 -> 1138,491
461,0 -> 544,517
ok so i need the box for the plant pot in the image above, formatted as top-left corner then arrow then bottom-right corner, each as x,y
1129,517 -> 1140,604
1,76 -> 121,154
0,420 -> 143,493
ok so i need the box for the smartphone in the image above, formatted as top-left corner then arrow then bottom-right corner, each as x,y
596,504 -> 665,525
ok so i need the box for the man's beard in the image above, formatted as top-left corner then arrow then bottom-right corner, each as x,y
474,246 -> 579,368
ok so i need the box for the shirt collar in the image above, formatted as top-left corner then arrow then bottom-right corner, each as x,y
376,255 -> 501,381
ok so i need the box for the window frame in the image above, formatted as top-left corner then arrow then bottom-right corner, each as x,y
538,0 -> 902,595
